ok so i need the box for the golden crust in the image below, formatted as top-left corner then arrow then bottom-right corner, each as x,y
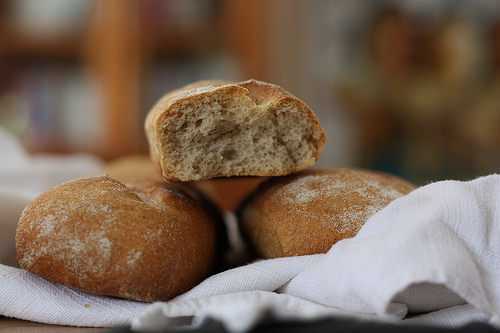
145,79 -> 326,181
237,168 -> 415,258
16,176 -> 222,302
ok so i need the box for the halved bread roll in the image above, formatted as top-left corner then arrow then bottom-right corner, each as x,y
145,79 -> 326,181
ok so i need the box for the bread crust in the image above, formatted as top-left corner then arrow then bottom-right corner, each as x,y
16,176 -> 223,302
237,168 -> 415,258
145,79 -> 326,181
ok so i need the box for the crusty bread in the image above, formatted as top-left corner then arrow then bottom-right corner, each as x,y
238,168 -> 415,258
145,79 -> 326,181
16,176 -> 223,302
105,155 -> 161,183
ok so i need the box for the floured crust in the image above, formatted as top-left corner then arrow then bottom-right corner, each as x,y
16,176 -> 222,302
145,79 -> 326,181
237,168 -> 415,258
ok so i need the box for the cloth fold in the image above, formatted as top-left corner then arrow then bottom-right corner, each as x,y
283,177 -> 500,325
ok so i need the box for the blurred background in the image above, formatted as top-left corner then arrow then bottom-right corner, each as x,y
1,0 -> 500,184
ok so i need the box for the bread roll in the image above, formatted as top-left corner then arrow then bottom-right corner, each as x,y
105,155 -> 160,183
16,176 -> 223,302
145,79 -> 326,181
238,168 -> 415,258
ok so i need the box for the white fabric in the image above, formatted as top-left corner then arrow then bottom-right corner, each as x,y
2,128 -> 500,330
0,264 -> 144,327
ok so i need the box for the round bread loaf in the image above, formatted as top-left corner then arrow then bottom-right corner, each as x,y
238,168 -> 415,258
16,176 -> 223,302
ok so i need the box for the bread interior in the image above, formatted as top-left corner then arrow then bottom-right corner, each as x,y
160,91 -> 318,180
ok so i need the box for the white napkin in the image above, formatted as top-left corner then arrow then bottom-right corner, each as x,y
283,175 -> 500,324
2,126 -> 500,330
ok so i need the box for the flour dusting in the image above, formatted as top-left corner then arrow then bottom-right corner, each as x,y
127,250 -> 142,267
38,214 -> 57,236
279,170 -> 412,236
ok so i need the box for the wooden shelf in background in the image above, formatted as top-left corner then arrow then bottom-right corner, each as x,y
0,23 -> 220,61
0,26 -> 82,60
145,23 -> 221,56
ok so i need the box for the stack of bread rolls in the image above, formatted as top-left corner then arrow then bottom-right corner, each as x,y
16,79 -> 414,302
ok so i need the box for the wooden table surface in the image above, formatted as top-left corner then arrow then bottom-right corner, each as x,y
0,317 -> 106,333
